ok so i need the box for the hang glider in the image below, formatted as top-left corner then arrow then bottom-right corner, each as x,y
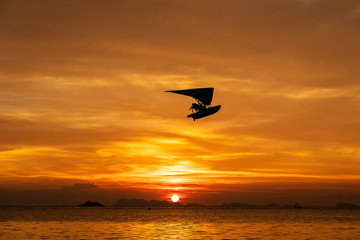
166,87 -> 221,120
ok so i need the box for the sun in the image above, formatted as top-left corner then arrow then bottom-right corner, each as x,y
171,194 -> 180,202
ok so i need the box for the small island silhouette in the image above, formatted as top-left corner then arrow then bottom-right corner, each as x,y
78,201 -> 104,207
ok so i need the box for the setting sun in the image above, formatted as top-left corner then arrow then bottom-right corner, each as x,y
171,195 -> 180,203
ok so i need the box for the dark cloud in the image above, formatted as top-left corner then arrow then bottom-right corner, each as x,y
1,179 -> 360,206
0,186 -> 152,206
61,182 -> 98,193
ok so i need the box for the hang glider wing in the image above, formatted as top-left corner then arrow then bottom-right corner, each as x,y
165,87 -> 214,106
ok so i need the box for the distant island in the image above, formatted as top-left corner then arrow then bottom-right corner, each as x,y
78,201 -> 104,207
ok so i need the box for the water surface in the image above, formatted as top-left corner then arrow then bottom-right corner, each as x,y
1,207 -> 359,239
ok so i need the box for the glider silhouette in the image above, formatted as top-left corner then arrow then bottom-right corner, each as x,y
166,87 -> 221,120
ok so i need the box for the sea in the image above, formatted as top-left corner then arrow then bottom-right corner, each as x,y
1,207 -> 360,239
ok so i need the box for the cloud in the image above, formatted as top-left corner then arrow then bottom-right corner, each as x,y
1,0 -> 359,84
62,182 -> 98,193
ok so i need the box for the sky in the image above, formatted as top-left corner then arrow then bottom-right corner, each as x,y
1,0 -> 360,206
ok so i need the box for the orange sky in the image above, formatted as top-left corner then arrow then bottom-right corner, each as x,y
1,0 -> 360,206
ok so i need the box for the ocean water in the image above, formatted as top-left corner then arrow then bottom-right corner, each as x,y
1,207 -> 360,239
